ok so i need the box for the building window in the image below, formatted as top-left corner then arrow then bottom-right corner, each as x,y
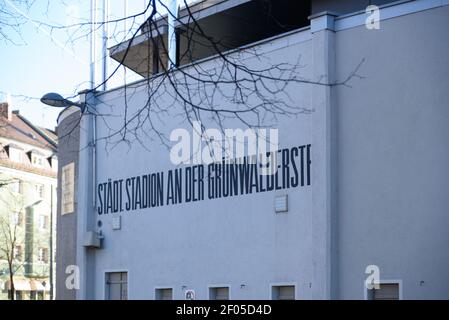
30,291 -> 37,300
61,163 -> 75,215
15,291 -> 23,300
37,247 -> 49,263
106,272 -> 128,300
13,246 -> 22,261
272,285 -> 295,300
9,148 -> 22,163
9,180 -> 21,194
32,155 -> 44,167
367,283 -> 400,300
12,211 -> 22,226
35,184 -> 45,198
38,215 -> 49,230
209,287 -> 229,300
155,288 -> 173,300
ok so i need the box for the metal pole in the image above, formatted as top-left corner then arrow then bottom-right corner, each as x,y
168,0 -> 179,68
123,0 -> 128,85
101,0 -> 109,91
75,91 -> 96,300
90,0 -> 97,89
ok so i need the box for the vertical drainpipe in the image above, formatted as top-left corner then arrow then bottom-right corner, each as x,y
80,0 -> 99,299
75,90 -> 96,300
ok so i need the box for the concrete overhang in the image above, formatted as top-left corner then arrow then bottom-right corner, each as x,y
109,0 -> 311,77
109,24 -> 169,78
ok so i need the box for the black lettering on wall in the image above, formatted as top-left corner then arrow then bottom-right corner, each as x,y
156,172 -> 164,207
119,179 -> 123,212
290,147 -> 299,188
141,175 -> 148,209
185,166 -> 192,203
97,183 -> 103,215
135,176 -> 142,210
96,144 -> 312,214
306,144 -> 311,186
106,179 -> 113,214
166,170 -> 174,205
298,145 -> 305,186
125,178 -> 131,211
282,148 -> 290,189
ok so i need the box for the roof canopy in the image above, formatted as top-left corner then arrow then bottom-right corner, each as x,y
109,0 -> 310,77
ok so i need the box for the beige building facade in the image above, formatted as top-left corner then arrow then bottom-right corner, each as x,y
0,102 -> 57,300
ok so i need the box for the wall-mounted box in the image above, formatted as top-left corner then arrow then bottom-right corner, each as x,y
275,195 -> 288,213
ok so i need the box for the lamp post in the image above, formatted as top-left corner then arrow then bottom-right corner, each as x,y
41,90 -> 96,299
40,93 -> 86,112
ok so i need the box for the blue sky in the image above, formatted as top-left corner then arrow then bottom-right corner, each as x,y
0,0 -> 152,130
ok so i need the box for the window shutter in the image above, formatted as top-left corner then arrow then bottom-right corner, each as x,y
161,289 -> 172,300
61,162 -> 75,215
106,272 -> 128,300
214,287 -> 229,300
373,284 -> 399,300
277,286 -> 295,300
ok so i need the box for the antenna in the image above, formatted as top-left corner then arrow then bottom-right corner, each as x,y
90,0 -> 109,90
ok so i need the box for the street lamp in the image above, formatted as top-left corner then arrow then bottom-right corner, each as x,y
42,90 -> 95,299
40,93 -> 86,112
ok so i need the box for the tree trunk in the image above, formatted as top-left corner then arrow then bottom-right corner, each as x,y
9,263 -> 15,301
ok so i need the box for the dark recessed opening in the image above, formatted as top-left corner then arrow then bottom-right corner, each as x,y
178,0 -> 311,65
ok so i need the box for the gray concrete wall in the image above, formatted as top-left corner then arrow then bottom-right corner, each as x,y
65,0 -> 449,300
334,5 -> 449,299
55,109 -> 81,300
91,30 -> 319,300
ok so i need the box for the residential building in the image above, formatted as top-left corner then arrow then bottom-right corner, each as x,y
0,102 -> 57,300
